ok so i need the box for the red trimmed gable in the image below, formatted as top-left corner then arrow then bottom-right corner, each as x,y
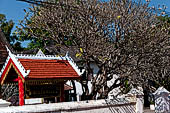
0,58 -> 25,85
18,59 -> 80,79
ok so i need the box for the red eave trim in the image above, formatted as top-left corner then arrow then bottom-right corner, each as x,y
27,76 -> 81,79
0,58 -> 12,82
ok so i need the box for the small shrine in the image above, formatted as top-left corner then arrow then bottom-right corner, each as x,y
0,47 -> 81,106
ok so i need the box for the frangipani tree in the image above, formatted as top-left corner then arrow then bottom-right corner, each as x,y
17,0 -> 170,99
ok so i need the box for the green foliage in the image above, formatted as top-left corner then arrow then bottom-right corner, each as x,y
120,79 -> 131,94
0,14 -> 15,43
0,13 -> 24,51
158,15 -> 170,23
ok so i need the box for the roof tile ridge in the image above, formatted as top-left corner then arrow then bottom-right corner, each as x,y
5,46 -> 30,77
16,54 -> 67,60
65,52 -> 85,76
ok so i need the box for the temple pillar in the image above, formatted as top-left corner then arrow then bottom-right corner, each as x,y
18,76 -> 24,106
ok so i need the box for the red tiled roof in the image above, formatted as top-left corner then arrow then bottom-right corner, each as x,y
18,59 -> 80,79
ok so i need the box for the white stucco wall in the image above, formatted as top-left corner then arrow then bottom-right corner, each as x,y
0,99 -> 136,113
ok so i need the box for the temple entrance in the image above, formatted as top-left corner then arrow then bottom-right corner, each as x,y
25,79 -> 64,103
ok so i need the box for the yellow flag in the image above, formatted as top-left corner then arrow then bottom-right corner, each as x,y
76,53 -> 82,57
80,48 -> 83,53
117,15 -> 121,19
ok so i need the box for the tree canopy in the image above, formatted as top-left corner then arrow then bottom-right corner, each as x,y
17,0 -> 170,98
0,14 -> 24,51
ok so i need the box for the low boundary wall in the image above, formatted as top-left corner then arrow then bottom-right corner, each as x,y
0,99 -> 136,113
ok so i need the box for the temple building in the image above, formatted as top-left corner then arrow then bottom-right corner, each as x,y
0,47 -> 81,106
0,29 -> 13,71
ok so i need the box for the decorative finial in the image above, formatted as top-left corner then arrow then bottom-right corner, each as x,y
65,51 -> 69,57
36,49 -> 45,56
5,45 -> 12,55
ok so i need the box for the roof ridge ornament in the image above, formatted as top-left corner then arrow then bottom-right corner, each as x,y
4,45 -> 30,78
5,45 -> 12,55
36,49 -> 45,56
65,51 -> 69,57
65,52 -> 84,76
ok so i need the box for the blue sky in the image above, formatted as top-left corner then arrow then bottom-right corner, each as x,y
0,0 -> 30,47
0,0 -> 170,27
0,0 -> 170,47
0,0 -> 29,24
149,0 -> 170,15
149,0 -> 170,9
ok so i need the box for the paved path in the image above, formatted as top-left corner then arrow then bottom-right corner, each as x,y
144,109 -> 155,113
